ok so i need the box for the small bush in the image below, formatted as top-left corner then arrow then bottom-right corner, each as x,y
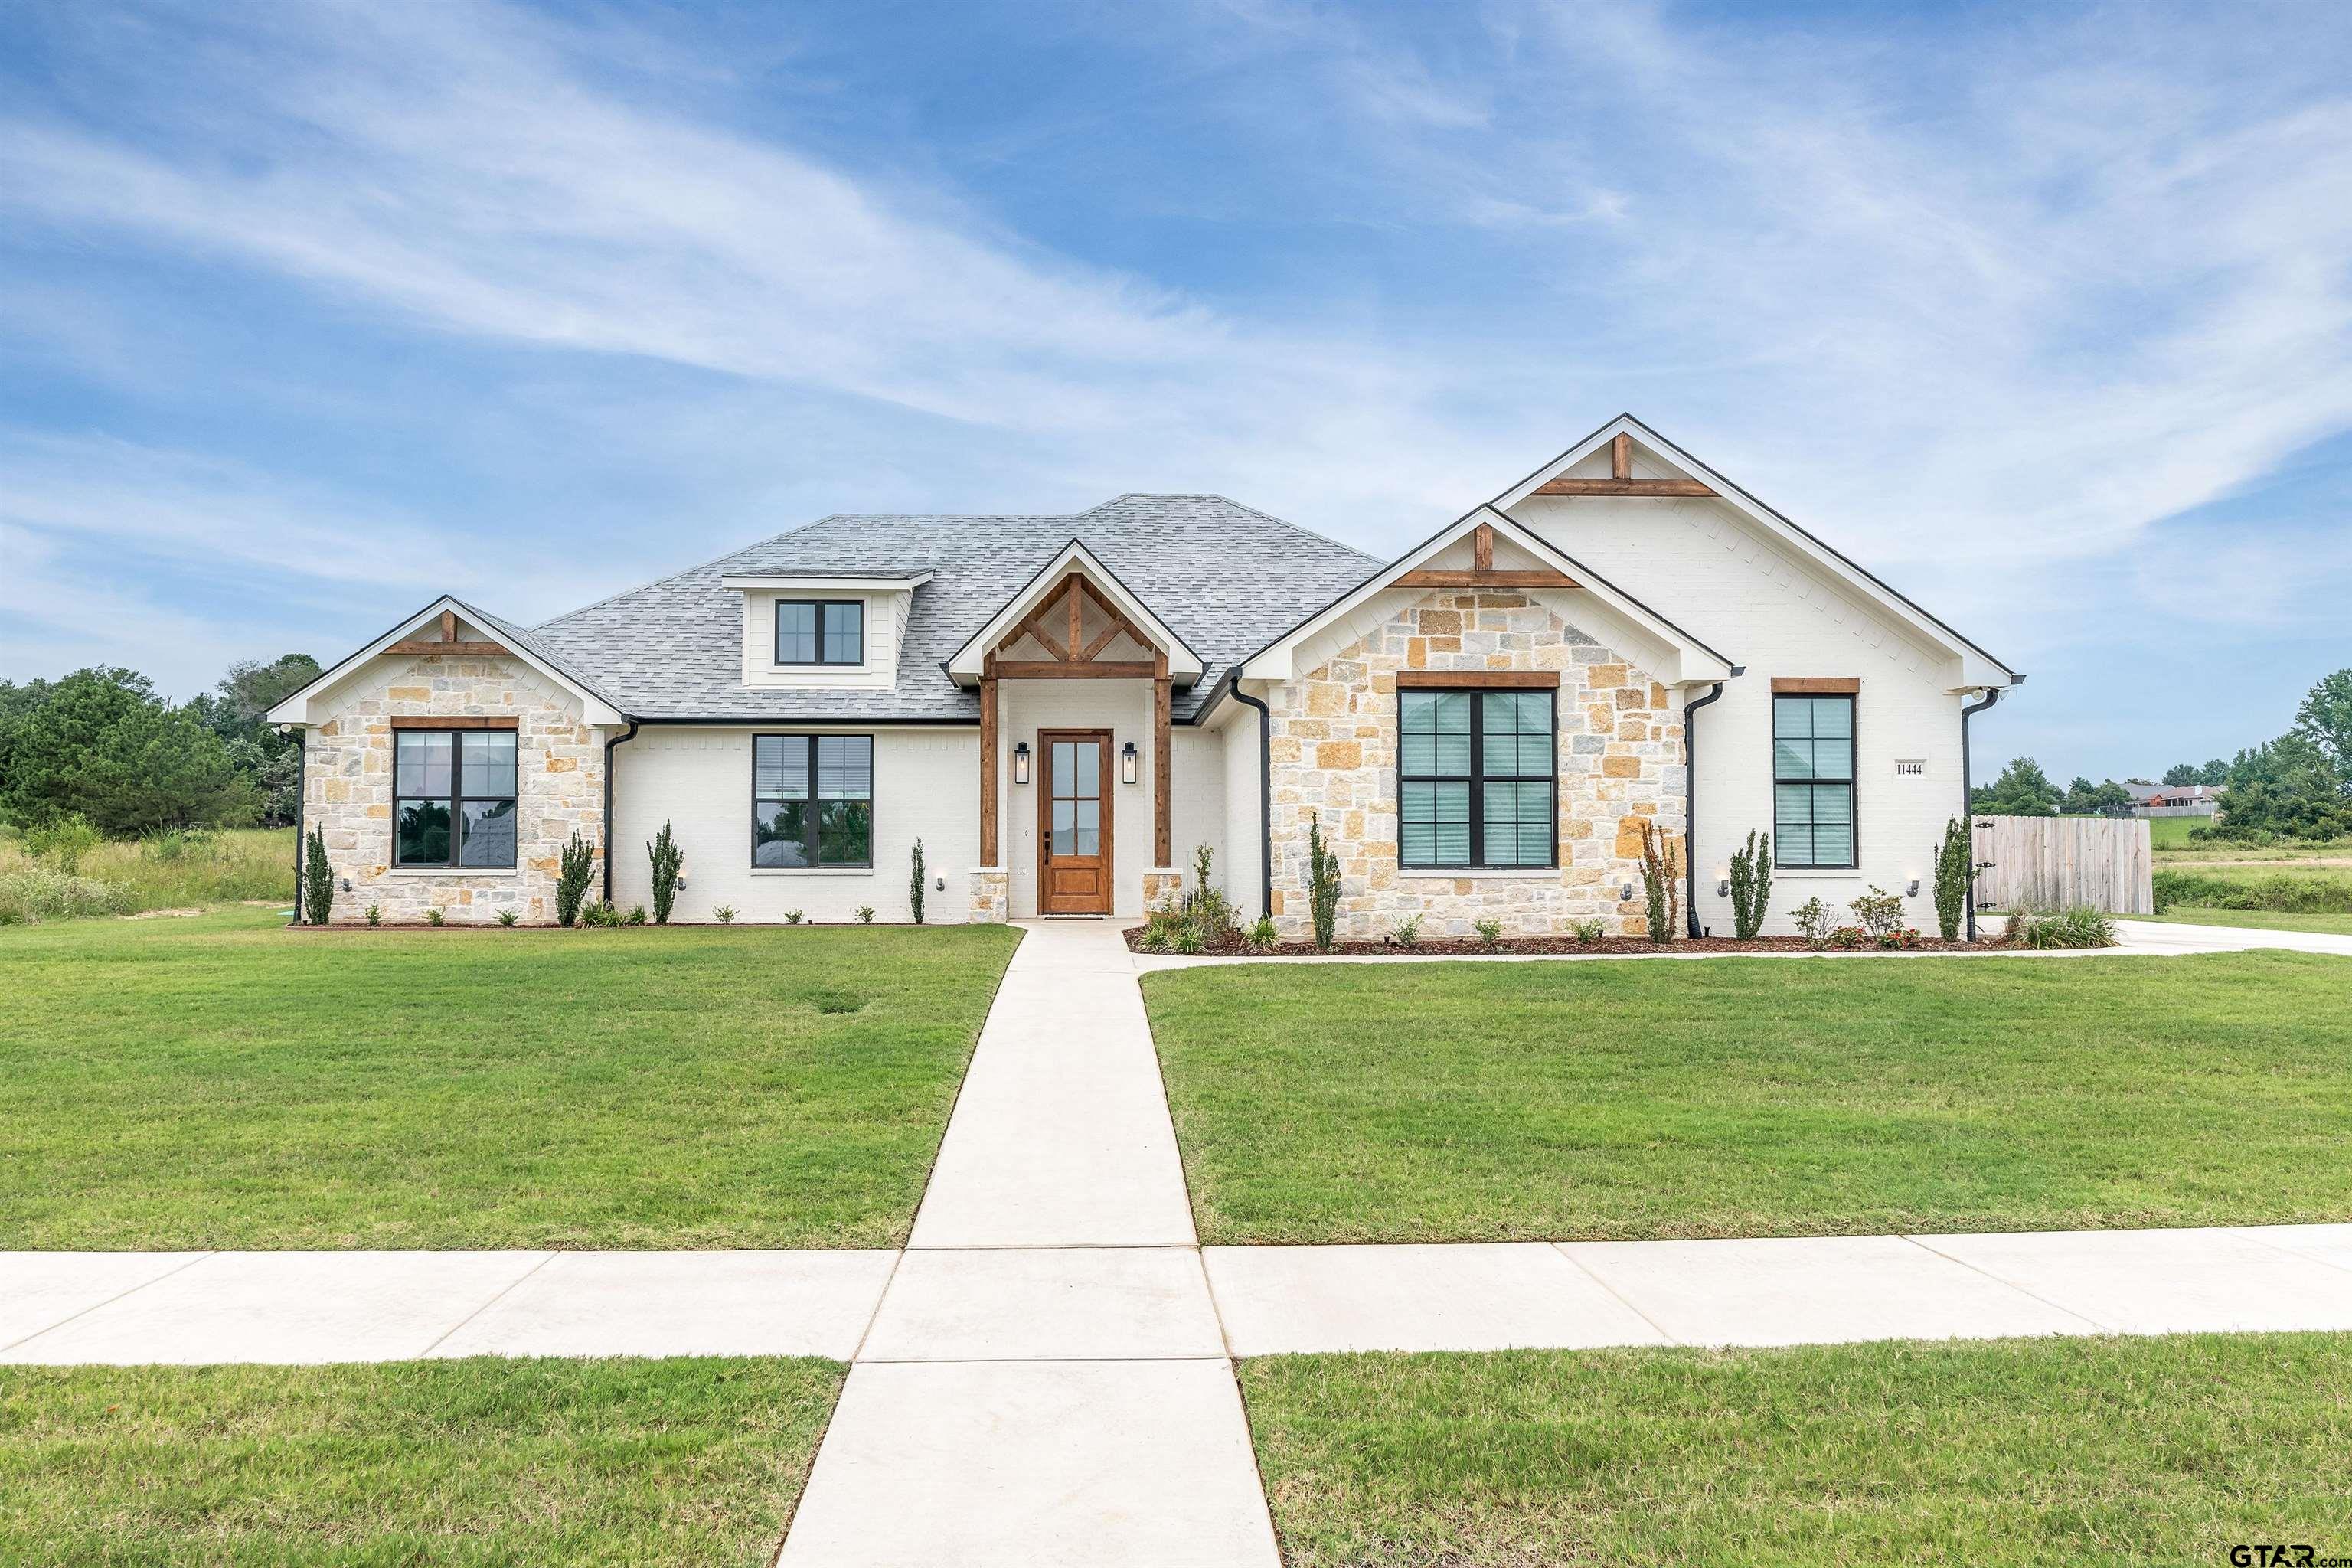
855,905 -> 876,924
1247,915 -> 1278,951
1472,916 -> 1504,950
24,814 -> 101,873
556,833 -> 594,927
1637,819 -> 1680,943
2005,906 -> 2117,949
1170,922 -> 1205,954
1388,912 -> 1423,949
784,909 -> 805,925
0,868 -> 130,925
426,907 -> 446,927
1932,815 -> 1971,939
647,821 -> 683,925
1791,897 -> 1832,950
579,899 -> 619,928
1849,886 -> 1906,942
1570,917 -> 1607,943
364,903 -> 382,926
713,904 -> 737,925
495,909 -> 518,926
302,825 -> 334,926
626,903 -> 648,926
1728,828 -> 1770,940
1828,924 -> 1867,949
1879,926 -> 1922,949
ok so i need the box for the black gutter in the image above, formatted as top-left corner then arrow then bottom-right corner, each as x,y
602,720 -> 641,902
1960,686 -> 2002,942
1232,686 -> 1275,920
1682,681 -> 1728,937
290,729 -> 306,924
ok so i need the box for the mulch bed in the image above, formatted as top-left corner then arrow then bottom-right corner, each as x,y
1126,929 -> 1999,958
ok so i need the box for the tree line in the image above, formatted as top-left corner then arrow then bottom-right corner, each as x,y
0,657 -> 319,837
1972,667 -> 2352,840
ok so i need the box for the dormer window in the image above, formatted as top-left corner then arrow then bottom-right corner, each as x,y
776,600 -> 864,666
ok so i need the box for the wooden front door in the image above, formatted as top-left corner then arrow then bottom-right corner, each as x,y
1038,730 -> 1112,914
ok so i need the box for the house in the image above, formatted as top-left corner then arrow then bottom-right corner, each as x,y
268,415 -> 2020,938
2125,782 -> 2220,815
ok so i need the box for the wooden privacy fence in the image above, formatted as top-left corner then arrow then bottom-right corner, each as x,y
1971,815 -> 2153,915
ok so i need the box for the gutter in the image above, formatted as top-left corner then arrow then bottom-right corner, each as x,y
602,720 -> 642,902
1231,685 -> 1275,920
1960,686 -> 2002,942
290,728 -> 306,924
1682,680 -> 1729,937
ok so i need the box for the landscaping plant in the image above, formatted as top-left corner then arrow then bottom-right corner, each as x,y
910,837 -> 926,925
1849,886 -> 1906,943
1728,828 -> 1771,939
1932,815 -> 1971,939
579,899 -> 619,928
1473,916 -> 1504,951
364,903 -> 381,926
426,908 -> 445,927
855,905 -> 876,924
1637,819 -> 1681,943
1175,843 -> 1240,948
495,909 -> 518,926
783,908 -> 804,925
1570,917 -> 1606,942
1388,913 -> 1423,949
1791,897 -> 1831,949
626,904 -> 648,926
647,820 -> 684,924
301,825 -> 334,926
556,832 -> 593,927
1247,914 -> 1279,951
1306,812 -> 1342,952
2004,906 -> 2118,949
713,904 -> 737,924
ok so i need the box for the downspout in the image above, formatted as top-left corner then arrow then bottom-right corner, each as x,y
602,720 -> 641,903
1232,687 -> 1275,920
1682,681 -> 1726,938
289,728 -> 306,924
1960,687 -> 2002,941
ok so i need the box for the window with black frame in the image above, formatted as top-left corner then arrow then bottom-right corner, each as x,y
394,729 -> 518,867
1773,694 -> 1856,867
774,600 -> 864,665
1397,687 -> 1556,870
753,734 -> 874,867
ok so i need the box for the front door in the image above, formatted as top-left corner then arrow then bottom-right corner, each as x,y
1038,730 -> 1112,914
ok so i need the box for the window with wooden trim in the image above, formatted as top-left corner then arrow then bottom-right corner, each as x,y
1773,694 -> 1856,867
753,734 -> 874,867
775,600 -> 864,666
1398,688 -> 1556,869
394,730 -> 518,867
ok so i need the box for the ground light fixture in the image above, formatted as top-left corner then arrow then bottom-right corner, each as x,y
1012,741 -> 1030,785
1121,740 -> 1138,784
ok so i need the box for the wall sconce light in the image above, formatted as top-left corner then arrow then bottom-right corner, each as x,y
1619,882 -> 1635,902
1012,741 -> 1030,786
1717,877 -> 1731,898
1906,878 -> 1921,897
935,876 -> 946,892
1121,740 -> 1139,785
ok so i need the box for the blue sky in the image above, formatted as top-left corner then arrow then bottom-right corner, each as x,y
2,0 -> 2348,784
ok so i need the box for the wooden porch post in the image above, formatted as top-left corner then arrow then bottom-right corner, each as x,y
979,655 -> 999,866
1153,649 -> 1171,867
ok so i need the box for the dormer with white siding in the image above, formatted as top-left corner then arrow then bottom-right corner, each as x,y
720,571 -> 933,692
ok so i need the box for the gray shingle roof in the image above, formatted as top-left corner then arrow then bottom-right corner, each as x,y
528,495 -> 1384,723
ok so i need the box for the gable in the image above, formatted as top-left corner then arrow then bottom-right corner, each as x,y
269,596 -> 626,728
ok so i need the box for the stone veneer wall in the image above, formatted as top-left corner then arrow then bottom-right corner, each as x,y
969,868 -> 1010,924
1265,590 -> 1685,940
303,655 -> 604,924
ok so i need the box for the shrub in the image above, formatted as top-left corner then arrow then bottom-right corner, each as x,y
1247,914 -> 1278,951
1472,916 -> 1504,950
2151,867 -> 2352,915
1849,885 -> 1905,942
302,825 -> 334,926
783,909 -> 805,925
910,837 -> 926,925
1728,828 -> 1770,939
0,868 -> 130,925
495,909 -> 518,926
26,813 -> 103,874
1171,922 -> 1205,955
1828,924 -> 1867,949
1879,926 -> 1922,949
2004,906 -> 2117,949
1570,917 -> 1607,943
579,898 -> 619,928
1139,912 -> 1178,952
1932,815 -> 1971,939
1388,912 -> 1423,949
1792,897 -> 1832,950
626,903 -> 648,926
855,905 -> 876,924
1637,819 -> 1680,944
647,821 -> 683,925
713,904 -> 737,925
1305,812 -> 1342,952
141,825 -> 217,864
556,833 -> 594,928
364,903 -> 382,926
426,907 -> 445,926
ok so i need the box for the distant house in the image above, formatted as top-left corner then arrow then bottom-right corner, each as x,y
2126,782 -> 2220,815
268,414 -> 2020,937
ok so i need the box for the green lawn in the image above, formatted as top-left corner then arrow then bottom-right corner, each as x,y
1145,951 -> 2352,1243
0,906 -> 1019,1249
2128,907 -> 2352,936
1243,1334 -> 2352,1567
0,1357 -> 840,1566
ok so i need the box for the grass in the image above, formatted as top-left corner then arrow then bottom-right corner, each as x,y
0,825 -> 294,921
0,1356 -> 840,1566
0,906 -> 1019,1249
1145,951 -> 2352,1243
1242,1334 -> 2352,1567
2126,907 -> 2352,936
2151,817 -> 2352,861
2154,863 -> 2352,915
